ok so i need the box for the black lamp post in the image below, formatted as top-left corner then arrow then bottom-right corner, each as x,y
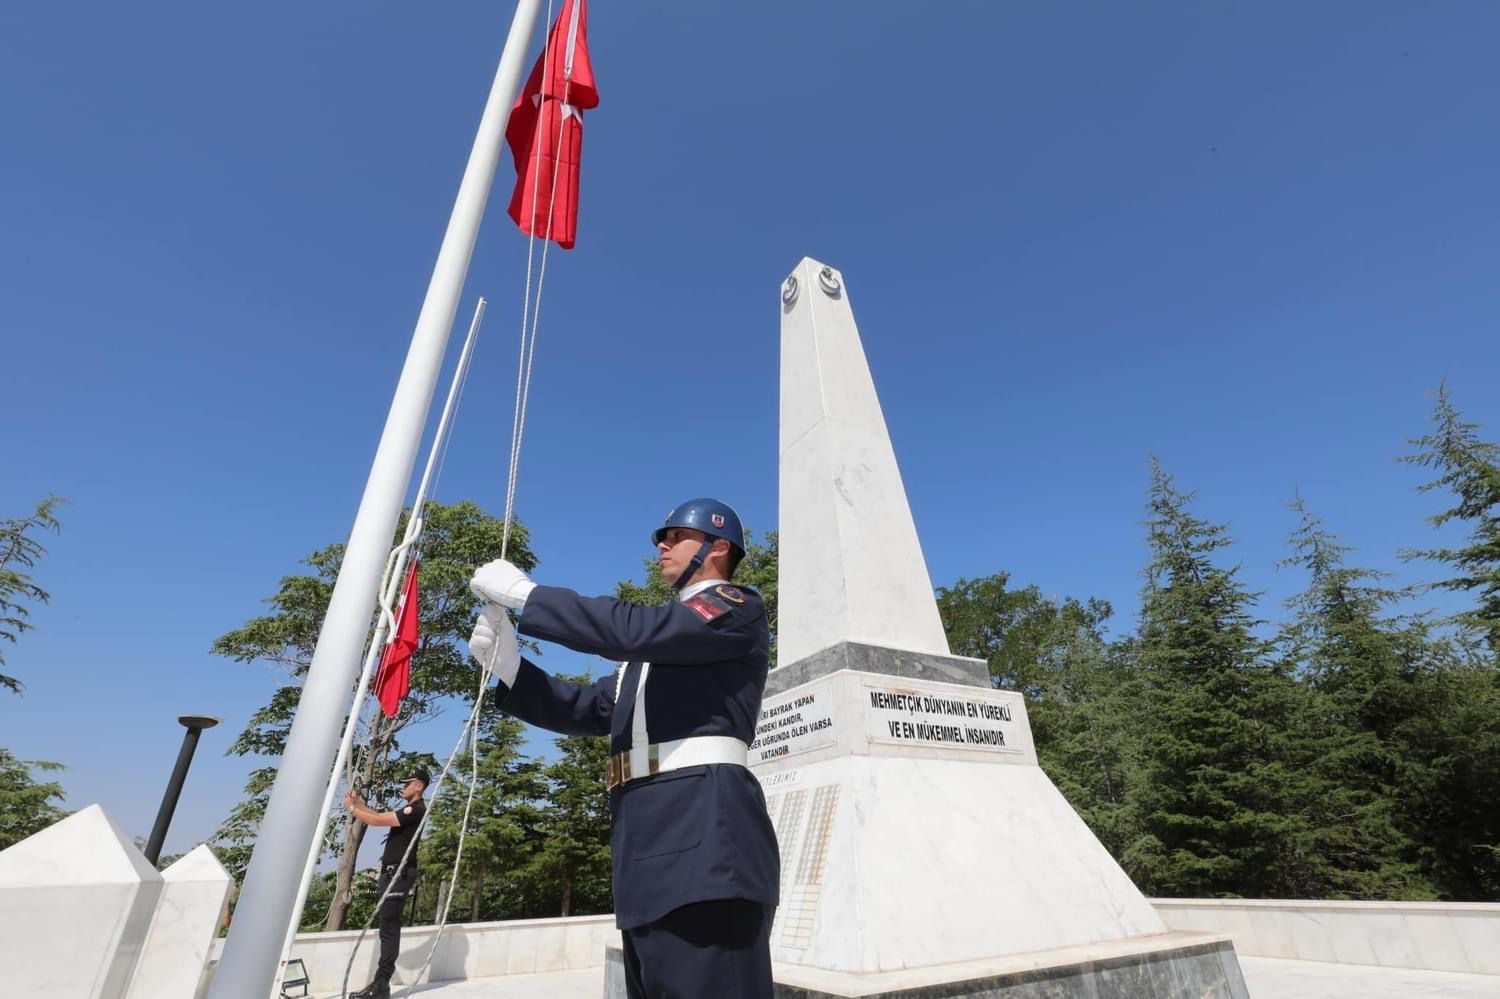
143,714 -> 221,866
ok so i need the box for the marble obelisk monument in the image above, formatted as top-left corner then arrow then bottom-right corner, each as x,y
751,258 -> 1248,997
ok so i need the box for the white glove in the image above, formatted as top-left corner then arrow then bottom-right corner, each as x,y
468,604 -> 521,685
470,558 -> 536,609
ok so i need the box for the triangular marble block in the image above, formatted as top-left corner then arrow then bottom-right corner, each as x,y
0,804 -> 164,998
750,668 -> 1166,973
128,844 -> 233,999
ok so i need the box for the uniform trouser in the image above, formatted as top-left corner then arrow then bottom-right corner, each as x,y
374,865 -> 416,979
621,899 -> 774,999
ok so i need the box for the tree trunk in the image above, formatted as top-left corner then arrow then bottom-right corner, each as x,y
471,862 -> 486,922
325,719 -> 395,930
324,819 -> 369,930
560,878 -> 572,917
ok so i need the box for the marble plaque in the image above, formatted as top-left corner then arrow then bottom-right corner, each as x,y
750,669 -> 1036,770
751,680 -> 838,764
862,680 -> 1026,757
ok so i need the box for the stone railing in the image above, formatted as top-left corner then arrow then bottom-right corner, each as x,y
203,899 -> 1500,993
208,913 -> 615,994
1151,898 -> 1500,976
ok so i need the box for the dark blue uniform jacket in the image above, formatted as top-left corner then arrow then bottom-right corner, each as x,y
497,582 -> 780,929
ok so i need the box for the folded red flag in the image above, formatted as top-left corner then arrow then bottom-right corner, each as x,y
506,0 -> 598,249
373,559 -> 420,717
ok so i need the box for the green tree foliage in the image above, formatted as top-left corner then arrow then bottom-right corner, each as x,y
417,714 -> 549,924
1032,637 -> 1144,860
1120,461 -> 1317,897
0,748 -> 67,850
937,571 -> 1113,697
602,471 -> 1492,901
213,765 -> 279,882
399,692 -> 612,927
1391,387 -> 1500,898
209,500 -> 537,928
203,390 -> 1500,911
1401,385 -> 1500,654
1389,661 -> 1500,900
0,495 -> 63,695
1275,499 -> 1439,898
533,730 -> 613,917
0,498 -> 71,851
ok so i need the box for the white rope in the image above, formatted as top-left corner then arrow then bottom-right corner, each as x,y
333,303 -> 496,995
396,664 -> 486,994
505,0 -> 556,558
338,692 -> 487,997
504,0 -> 577,555
340,4 -> 583,990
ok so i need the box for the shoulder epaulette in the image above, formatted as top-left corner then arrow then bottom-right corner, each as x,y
713,584 -> 751,605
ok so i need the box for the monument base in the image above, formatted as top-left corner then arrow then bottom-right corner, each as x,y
604,931 -> 1248,998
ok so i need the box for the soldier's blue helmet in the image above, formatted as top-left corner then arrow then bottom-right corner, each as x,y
652,498 -> 746,554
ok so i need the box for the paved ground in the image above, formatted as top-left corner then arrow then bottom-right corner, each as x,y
1239,956 -> 1499,998
357,958 -> 1500,998
381,968 -> 603,998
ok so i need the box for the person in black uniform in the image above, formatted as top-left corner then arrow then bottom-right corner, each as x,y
467,498 -> 779,999
343,769 -> 429,999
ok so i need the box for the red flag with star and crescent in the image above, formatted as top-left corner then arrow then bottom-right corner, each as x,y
506,0 -> 599,249
373,559 -> 420,717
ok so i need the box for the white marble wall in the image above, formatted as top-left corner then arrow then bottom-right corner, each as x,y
778,256 -> 951,665
127,845 -> 232,999
1153,898 -> 1500,976
187,894 -> 1500,990
761,753 -> 1165,974
0,804 -> 164,998
207,913 -> 616,993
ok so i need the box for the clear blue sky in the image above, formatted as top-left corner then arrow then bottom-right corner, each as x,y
4,2 -> 1498,860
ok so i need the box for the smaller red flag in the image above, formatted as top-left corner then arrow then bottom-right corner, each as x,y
506,0 -> 598,249
373,560 -> 420,717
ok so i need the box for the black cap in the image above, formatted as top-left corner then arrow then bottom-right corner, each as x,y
401,768 -> 430,788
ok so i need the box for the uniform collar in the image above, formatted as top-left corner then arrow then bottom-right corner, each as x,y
679,577 -> 730,602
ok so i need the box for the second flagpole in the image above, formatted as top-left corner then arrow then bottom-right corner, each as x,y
208,3 -> 544,995
270,297 -> 489,997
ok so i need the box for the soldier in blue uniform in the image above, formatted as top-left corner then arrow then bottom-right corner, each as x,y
467,498 -> 779,998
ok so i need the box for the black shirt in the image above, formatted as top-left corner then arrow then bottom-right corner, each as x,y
380,796 -> 426,868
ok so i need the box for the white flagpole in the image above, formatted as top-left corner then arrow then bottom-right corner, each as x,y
208,1 -> 544,993
269,298 -> 488,996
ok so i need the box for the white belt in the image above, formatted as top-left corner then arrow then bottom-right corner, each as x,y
606,735 -> 748,790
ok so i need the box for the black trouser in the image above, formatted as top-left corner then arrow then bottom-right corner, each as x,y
374,864 -> 416,979
622,900 -> 774,999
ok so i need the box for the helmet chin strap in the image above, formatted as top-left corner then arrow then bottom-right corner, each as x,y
671,539 -> 717,591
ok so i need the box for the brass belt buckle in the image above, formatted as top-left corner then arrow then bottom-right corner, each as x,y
607,751 -> 634,791
607,747 -> 665,790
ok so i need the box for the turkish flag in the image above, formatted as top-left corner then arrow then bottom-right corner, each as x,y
506,0 -> 598,249
373,560 -> 420,717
